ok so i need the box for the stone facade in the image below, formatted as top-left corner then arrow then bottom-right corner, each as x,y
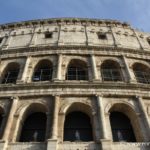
0,18 -> 149,150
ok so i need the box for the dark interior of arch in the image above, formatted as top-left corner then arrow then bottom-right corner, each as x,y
64,111 -> 93,141
33,60 -> 53,81
0,113 -> 3,128
19,112 -> 46,142
2,63 -> 20,84
101,60 -> 122,81
133,63 -> 150,84
110,111 -> 136,142
0,113 -> 4,139
66,60 -> 88,80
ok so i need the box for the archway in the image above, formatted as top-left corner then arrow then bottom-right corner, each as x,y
32,59 -> 53,82
19,112 -> 46,142
107,102 -> 143,142
101,60 -> 123,81
1,62 -> 20,84
64,111 -> 93,141
66,59 -> 88,80
110,111 -> 136,142
133,63 -> 150,84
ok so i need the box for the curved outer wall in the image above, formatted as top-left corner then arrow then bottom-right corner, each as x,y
0,18 -> 149,150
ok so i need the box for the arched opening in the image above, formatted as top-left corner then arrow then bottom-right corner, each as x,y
66,59 -> 88,80
32,60 -> 53,82
64,111 -> 93,141
1,62 -> 20,84
0,115 -> 3,129
133,63 -> 150,84
0,107 -> 4,139
101,60 -> 123,81
110,111 -> 136,142
19,112 -> 47,142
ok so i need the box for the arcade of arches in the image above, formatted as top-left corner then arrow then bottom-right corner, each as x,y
0,59 -> 150,84
0,97 -> 147,144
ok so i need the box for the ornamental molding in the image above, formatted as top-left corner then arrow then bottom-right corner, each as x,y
0,18 -> 130,31
1,46 -> 150,60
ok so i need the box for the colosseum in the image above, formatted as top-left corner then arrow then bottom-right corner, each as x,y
0,18 -> 149,150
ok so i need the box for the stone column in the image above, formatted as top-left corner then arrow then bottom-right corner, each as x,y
96,95 -> 107,139
22,56 -> 31,82
122,55 -> 136,83
90,54 -> 98,80
136,96 -> 150,133
132,29 -> 144,50
47,95 -> 60,150
3,97 -> 18,150
3,34 -> 13,50
29,28 -> 38,47
17,56 -> 32,84
51,95 -> 60,139
110,26 -> 121,47
2,30 -> 12,49
55,54 -> 62,80
97,96 -> 112,150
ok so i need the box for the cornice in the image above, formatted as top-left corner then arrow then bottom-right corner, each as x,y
0,82 -> 149,98
1,45 -> 150,60
0,18 -> 130,31
0,81 -> 150,91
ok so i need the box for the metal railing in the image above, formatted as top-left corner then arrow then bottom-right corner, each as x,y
32,69 -> 53,82
2,70 -> 19,84
101,69 -> 123,81
66,67 -> 88,80
134,71 -> 150,84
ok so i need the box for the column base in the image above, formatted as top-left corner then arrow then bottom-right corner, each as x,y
92,79 -> 101,82
100,139 -> 112,150
128,80 -> 137,84
47,139 -> 58,150
53,78 -> 62,82
16,80 -> 25,84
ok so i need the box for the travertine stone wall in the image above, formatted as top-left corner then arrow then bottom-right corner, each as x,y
0,18 -> 149,150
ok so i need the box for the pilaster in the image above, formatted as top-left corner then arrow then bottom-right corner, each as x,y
90,54 -> 98,80
96,95 -> 108,140
136,96 -> 150,141
17,56 -> 32,84
29,29 -> 38,47
2,97 -> 19,150
51,95 -> 60,140
122,55 -> 136,83
54,54 -> 62,81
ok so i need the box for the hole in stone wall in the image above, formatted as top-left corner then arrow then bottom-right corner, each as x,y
97,33 -> 107,40
45,32 -> 53,38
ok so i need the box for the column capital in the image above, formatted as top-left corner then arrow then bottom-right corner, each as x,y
135,95 -> 142,100
10,96 -> 19,100
95,94 -> 103,98
52,94 -> 61,97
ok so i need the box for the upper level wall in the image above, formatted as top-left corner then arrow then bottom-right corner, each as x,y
0,18 -> 150,53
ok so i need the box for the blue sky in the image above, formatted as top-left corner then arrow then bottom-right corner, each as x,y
0,0 -> 150,32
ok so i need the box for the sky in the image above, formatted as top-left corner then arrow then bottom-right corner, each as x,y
0,0 -> 150,32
